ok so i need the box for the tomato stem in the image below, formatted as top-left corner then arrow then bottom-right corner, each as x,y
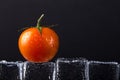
37,14 -> 44,32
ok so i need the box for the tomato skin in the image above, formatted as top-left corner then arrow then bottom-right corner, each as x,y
18,27 -> 59,62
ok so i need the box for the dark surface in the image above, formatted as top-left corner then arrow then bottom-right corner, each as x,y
89,61 -> 119,80
24,62 -> 54,80
0,0 -> 120,62
56,58 -> 88,80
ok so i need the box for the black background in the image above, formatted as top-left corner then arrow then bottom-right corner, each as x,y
0,0 -> 120,62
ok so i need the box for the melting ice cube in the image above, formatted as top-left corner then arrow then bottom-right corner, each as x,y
89,61 -> 119,80
56,58 -> 89,80
0,61 -> 22,80
23,61 -> 55,80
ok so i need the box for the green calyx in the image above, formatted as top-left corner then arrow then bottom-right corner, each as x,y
36,14 -> 44,32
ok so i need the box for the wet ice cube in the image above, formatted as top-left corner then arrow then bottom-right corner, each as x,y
119,64 -> 120,80
56,58 -> 88,80
89,61 -> 119,80
0,61 -> 22,80
23,62 -> 55,80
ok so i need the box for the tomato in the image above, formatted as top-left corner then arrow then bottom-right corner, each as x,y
18,14 -> 59,62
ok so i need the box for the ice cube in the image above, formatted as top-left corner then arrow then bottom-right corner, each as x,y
23,61 -> 55,80
56,58 -> 89,80
118,64 -> 120,80
89,61 -> 119,80
0,61 -> 22,80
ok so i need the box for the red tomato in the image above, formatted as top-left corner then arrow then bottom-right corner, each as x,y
18,14 -> 59,62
